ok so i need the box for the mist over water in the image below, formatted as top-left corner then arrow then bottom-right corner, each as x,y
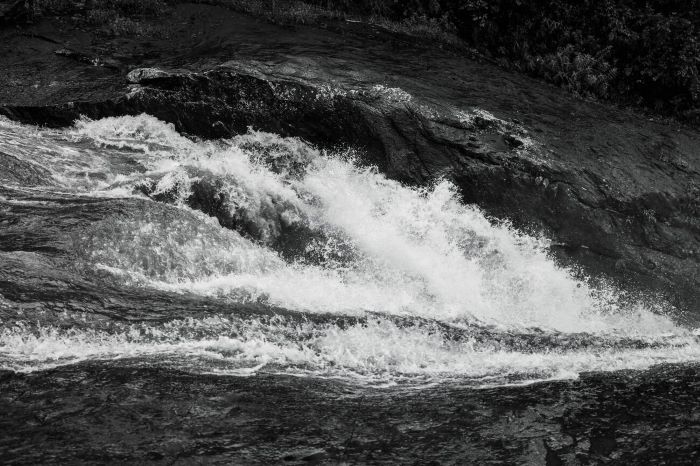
1,114 -> 698,386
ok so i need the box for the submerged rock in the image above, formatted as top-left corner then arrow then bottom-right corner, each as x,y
0,150 -> 52,186
126,67 -> 179,84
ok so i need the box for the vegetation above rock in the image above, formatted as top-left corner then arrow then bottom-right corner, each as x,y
317,0 -> 700,123
23,0 -> 700,123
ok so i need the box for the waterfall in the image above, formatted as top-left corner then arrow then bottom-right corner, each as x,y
1,114 -> 698,387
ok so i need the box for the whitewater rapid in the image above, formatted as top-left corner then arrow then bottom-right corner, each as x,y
0,114 -> 698,386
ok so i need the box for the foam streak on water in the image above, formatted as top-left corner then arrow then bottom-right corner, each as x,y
0,114 -> 698,386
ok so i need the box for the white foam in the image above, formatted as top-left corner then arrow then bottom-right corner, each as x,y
1,317 -> 698,386
1,114 -> 698,384
10,115 -> 686,334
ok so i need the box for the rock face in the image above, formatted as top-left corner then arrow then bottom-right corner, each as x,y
2,62 -> 698,311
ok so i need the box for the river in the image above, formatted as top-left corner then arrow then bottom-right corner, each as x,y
1,113 -> 699,463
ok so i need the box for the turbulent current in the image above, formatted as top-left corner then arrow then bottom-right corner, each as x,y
0,114 -> 698,387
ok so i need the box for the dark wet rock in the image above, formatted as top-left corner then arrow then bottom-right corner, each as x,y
0,362 -> 698,464
0,150 -> 52,185
134,173 -> 349,263
210,119 -> 230,138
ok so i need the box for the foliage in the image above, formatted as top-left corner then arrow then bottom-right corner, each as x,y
225,0 -> 344,24
34,0 -> 166,36
307,0 -> 700,122
444,0 -> 700,119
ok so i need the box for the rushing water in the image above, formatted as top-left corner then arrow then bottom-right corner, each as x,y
0,114 -> 698,387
